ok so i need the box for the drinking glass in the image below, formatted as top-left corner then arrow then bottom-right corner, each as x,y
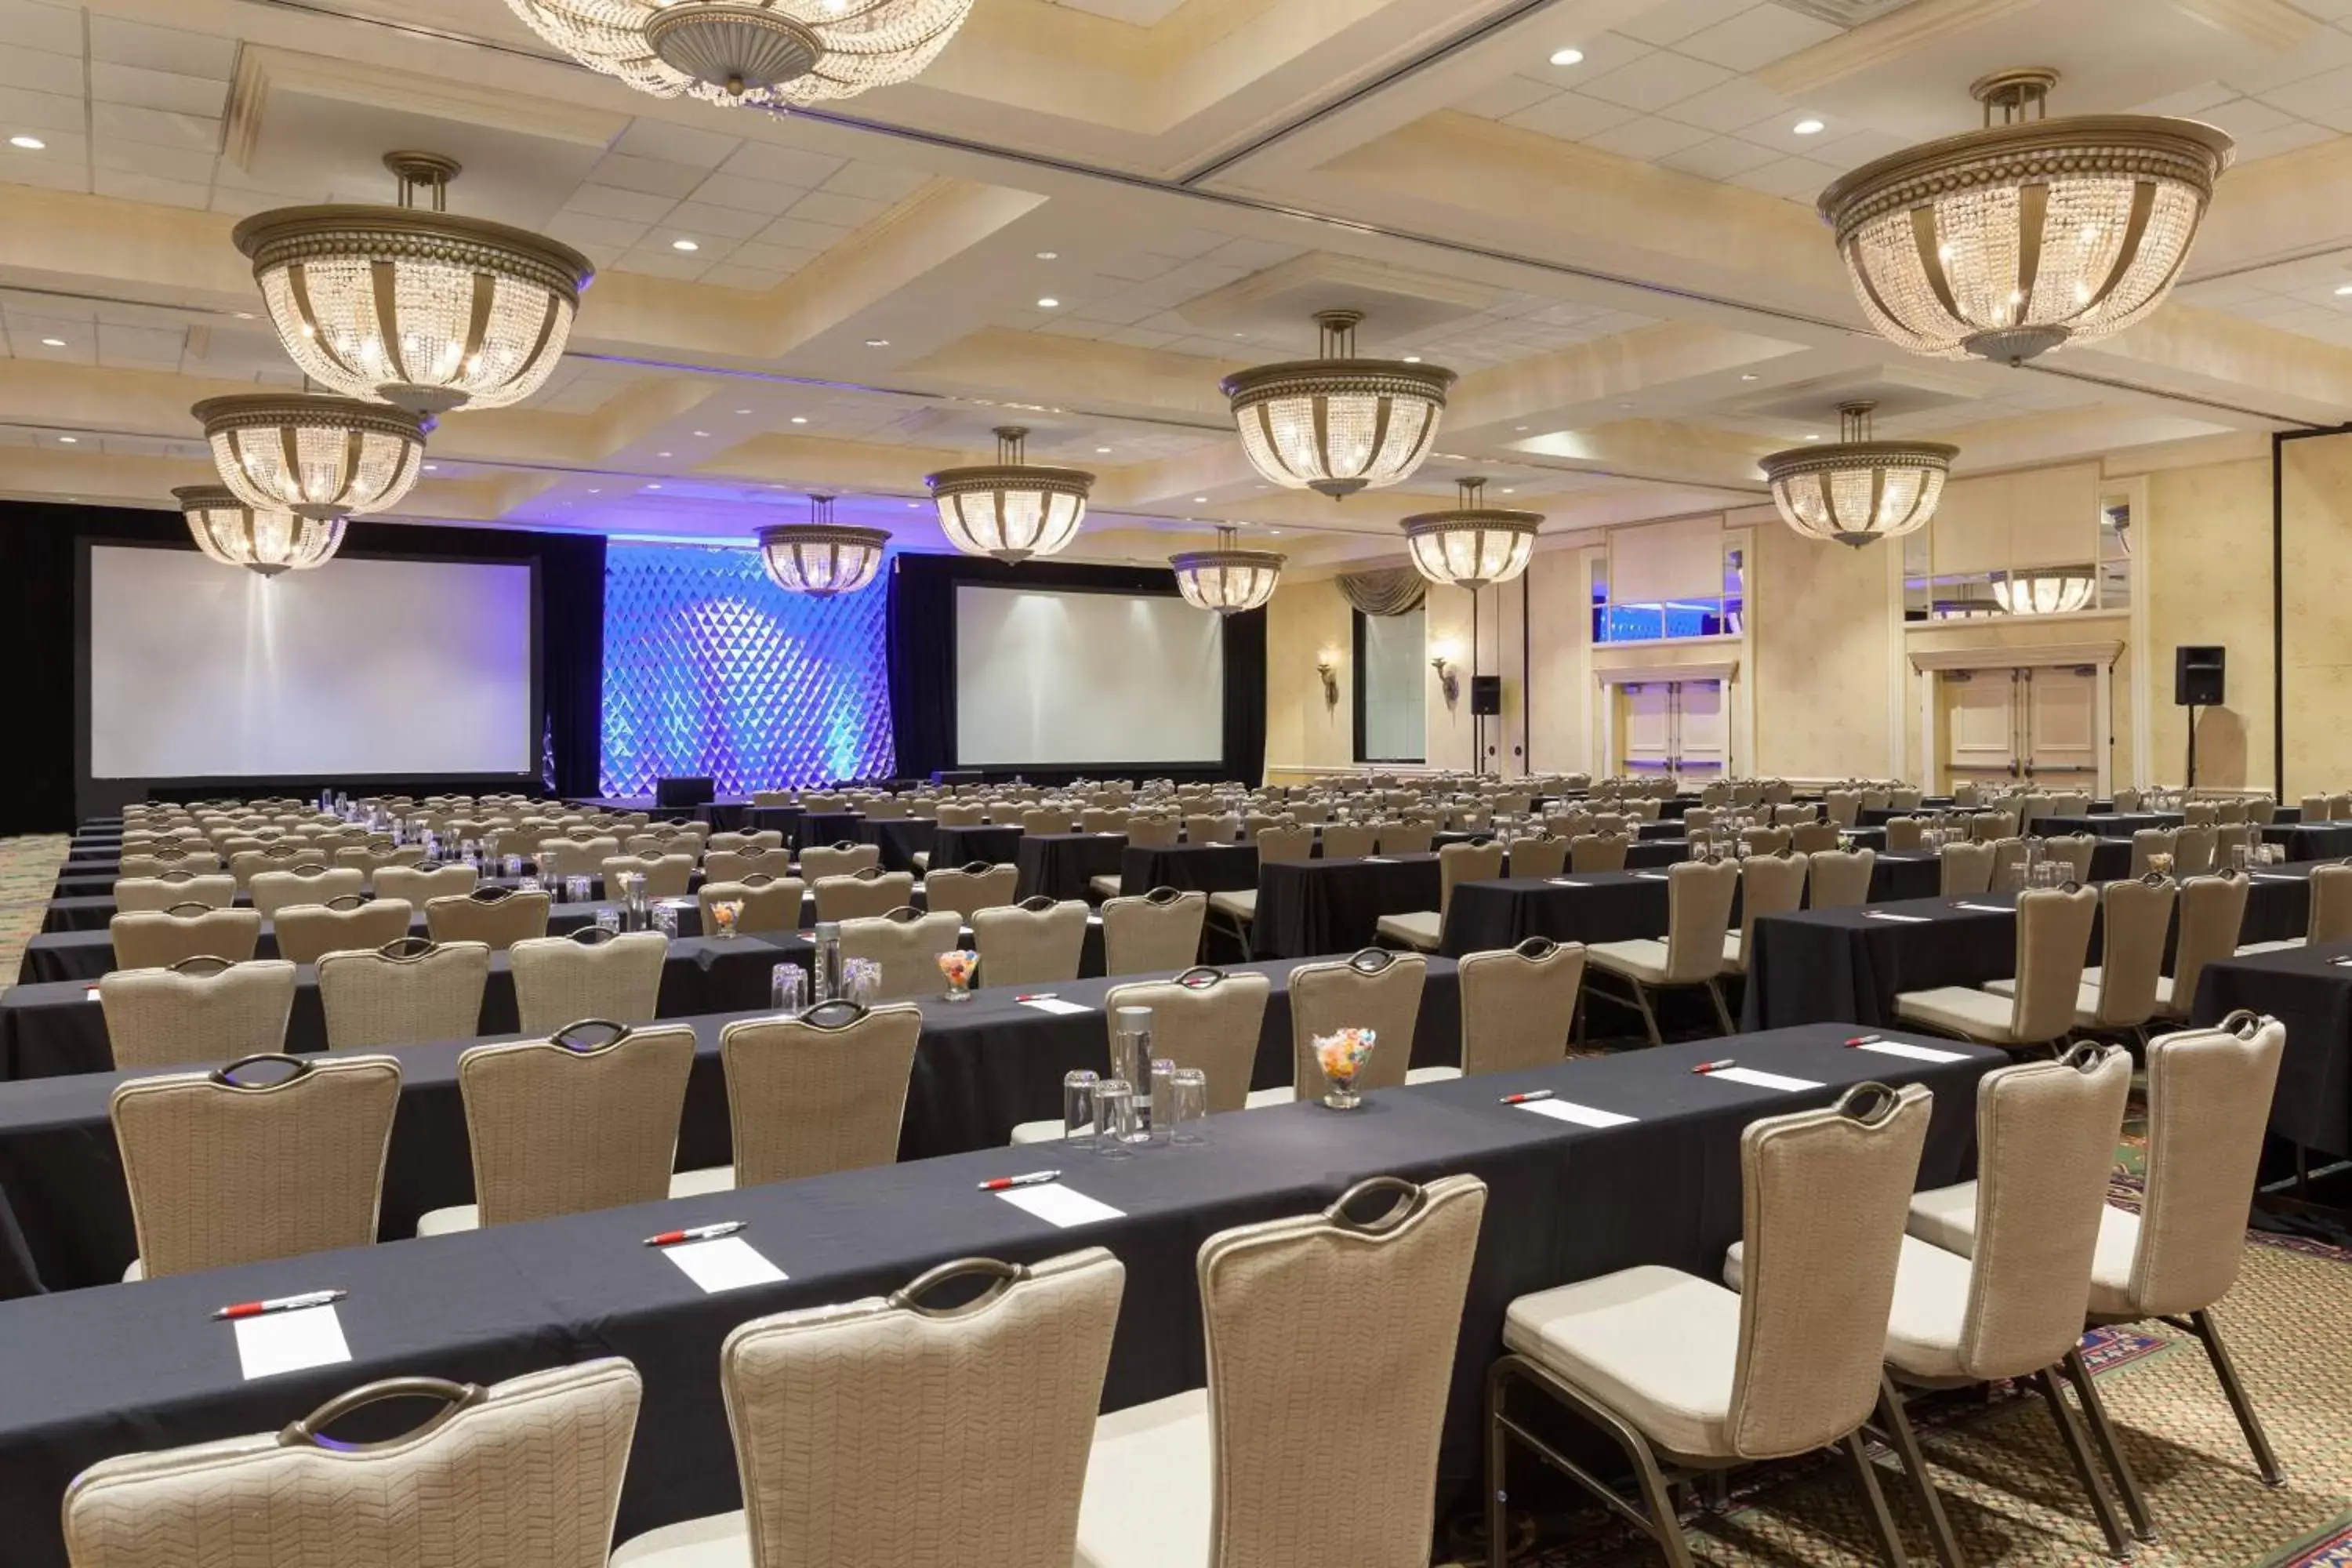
1166,1066 -> 1207,1145
652,903 -> 680,939
2231,844 -> 2252,873
518,875 -> 543,894
840,957 -> 881,1006
1093,1080 -> 1137,1158
593,906 -> 622,934
771,963 -> 808,1015
503,854 -> 524,878
1062,1069 -> 1099,1140
565,874 -> 593,905
1147,1058 -> 1177,1146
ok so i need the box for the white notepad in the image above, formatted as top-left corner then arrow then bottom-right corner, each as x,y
1953,902 -> 2011,913
1853,1040 -> 1970,1064
1518,1098 -> 1637,1128
1705,1067 -> 1824,1092
2254,873 -> 2301,882
662,1237 -> 786,1294
997,1183 -> 1125,1228
1361,856 -> 1395,863
234,1306 -> 352,1381
1547,878 -> 1589,887
1866,911 -> 1930,924
1019,996 -> 1092,1016
1634,872 -> 1670,881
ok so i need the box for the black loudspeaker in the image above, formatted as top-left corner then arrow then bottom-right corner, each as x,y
2175,646 -> 2225,707
654,775 -> 717,809
1471,675 -> 1503,717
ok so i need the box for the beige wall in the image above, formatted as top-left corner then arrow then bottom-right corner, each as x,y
1749,510 -> 1896,780
2281,435 -> 2352,798
2146,455 -> 2271,792
1261,575 -> 1353,784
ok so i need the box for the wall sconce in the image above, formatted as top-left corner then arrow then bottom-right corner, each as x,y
1315,651 -> 1340,711
1430,645 -> 1460,710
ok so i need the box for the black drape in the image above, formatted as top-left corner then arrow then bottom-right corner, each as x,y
0,501 -> 604,833
885,552 -> 1268,784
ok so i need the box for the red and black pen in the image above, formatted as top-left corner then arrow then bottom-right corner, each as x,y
978,1171 -> 1061,1192
1691,1058 -> 1737,1075
1014,993 -> 1060,1004
1845,1035 -> 1884,1048
212,1289 -> 345,1321
1499,1089 -> 1555,1105
643,1221 -> 745,1247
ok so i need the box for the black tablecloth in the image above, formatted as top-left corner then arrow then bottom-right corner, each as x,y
1116,842 -> 1258,897
2192,940 -> 2352,1160
1018,833 -> 1128,901
1253,855 -> 1442,959
931,825 -> 1025,868
744,805 -> 800,841
0,937 -> 802,1082
0,953 -> 1464,1298
861,817 -> 936,872
692,801 -> 752,832
801,810 -> 866,845
0,1025 -> 1997,1568
1743,869 -> 2314,1030
2263,822 -> 2352,862
2043,812 -> 2183,840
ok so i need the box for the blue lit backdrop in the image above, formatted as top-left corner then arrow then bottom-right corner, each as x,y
601,541 -> 895,794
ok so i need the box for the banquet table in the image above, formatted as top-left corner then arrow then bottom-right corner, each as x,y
1115,841 -> 1259,897
2042,812 -> 2183,839
931,824 -> 1027,868
1741,867 -> 2316,1030
2263,822 -> 2352,862
859,815 -> 936,871
0,1025 -> 1998,1568
1018,832 -> 1130,901
1252,855 -> 1442,959
2191,940 -> 2352,1160
0,936 -> 803,1082
0,953 -> 1468,1297
1439,855 -> 1947,959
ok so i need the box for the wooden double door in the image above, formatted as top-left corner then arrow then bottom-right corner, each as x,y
1943,665 -> 2100,794
1619,679 -> 1726,781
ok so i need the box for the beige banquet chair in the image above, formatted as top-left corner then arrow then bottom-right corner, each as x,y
704,829 -> 784,855
1494,1083 -> 1933,1568
972,897 -> 1090,987
1251,949 -> 1429,1107
925,861 -> 1020,920
2241,860 -> 2352,955
1374,838 -> 1504,954
698,875 -> 805,936
509,928 -> 669,1036
811,868 -> 916,924
1376,820 -> 1436,857
98,957 -> 298,1071
1985,874 -> 2175,1042
800,841 -> 880,882
248,865 -> 366,918
1938,839 -> 1994,896
702,845 -> 792,885
110,906 -> 263,972
611,1251 -> 1121,1568
317,937 -> 492,1051
1883,816 -> 1926,852
1723,851 -> 1806,978
2129,826 -> 2180,879
1893,884 -> 2098,1053
2153,872 -> 2250,1022
1584,858 -> 1741,1044
1098,886 -> 1206,975
1206,824 -> 1313,954
120,848 -> 222,880
1807,847 -> 1876,909
671,1001 -> 926,1196
67,1361 -> 644,1568
1570,832 -> 1632,874
425,887 -> 552,952
600,853 -> 695,902
272,895 -> 416,966
1011,967 -> 1274,1143
1457,937 -> 1585,1076
112,1051 -> 401,1279
416,1020 -> 696,1236
837,908 -> 963,1002
111,873 -> 236,914
1073,1176 -> 1487,1568
1904,1016 -> 2288,1538
372,862 -> 479,908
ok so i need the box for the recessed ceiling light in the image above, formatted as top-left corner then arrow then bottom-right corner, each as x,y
8,134 -> 44,151
1095,446 -> 1112,454
692,430 -> 710,437
232,310 -> 255,320
646,483 -> 663,489
1403,354 -> 1423,363
1793,118 -> 1826,136
39,337 -> 65,347
1549,47 -> 1584,66
1267,528 -> 1280,534
1804,433 -> 1821,441
588,488 -> 601,495
1514,425 -> 1529,432
789,416 -> 809,424
56,435 -> 76,444
1036,296 -> 1059,308
2336,285 -> 2352,297
423,463 -> 438,471
735,408 -> 752,414
657,450 -> 671,458
671,238 -> 699,252
1192,495 -> 1208,503
1740,372 -> 1759,380
1500,487 -> 1515,494
1036,250 -> 1058,260
865,338 -> 890,347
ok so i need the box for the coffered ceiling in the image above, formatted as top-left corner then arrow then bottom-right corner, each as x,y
2,0 -> 2350,574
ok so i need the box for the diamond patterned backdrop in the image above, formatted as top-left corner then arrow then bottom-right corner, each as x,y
601,541 -> 895,795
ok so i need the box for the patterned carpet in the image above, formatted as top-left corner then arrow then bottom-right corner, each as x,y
4,837 -> 2343,1566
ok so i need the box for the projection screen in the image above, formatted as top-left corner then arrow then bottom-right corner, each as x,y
88,544 -> 536,779
953,585 -> 1223,766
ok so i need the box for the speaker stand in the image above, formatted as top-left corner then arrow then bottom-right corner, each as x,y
2186,702 -> 2202,789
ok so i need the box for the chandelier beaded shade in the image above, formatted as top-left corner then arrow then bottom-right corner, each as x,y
1401,477 -> 1540,590
234,154 -> 593,416
758,495 -> 889,596
1171,525 -> 1284,615
1994,568 -> 2095,615
1818,68 -> 2233,365
924,426 -> 1093,564
172,485 -> 345,577
193,394 -> 430,521
1761,401 -> 1957,547
503,0 -> 972,111
1221,310 -> 1455,499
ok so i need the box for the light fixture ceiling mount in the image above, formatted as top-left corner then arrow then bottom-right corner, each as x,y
1761,401 -> 1955,546
1221,310 -> 1454,499
1400,477 -> 1541,590
1817,67 -> 2232,365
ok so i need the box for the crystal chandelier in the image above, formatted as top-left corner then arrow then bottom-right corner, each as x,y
1818,69 -> 2232,364
1222,310 -> 1454,498
924,426 -> 1093,563
234,154 -> 592,416
193,394 -> 430,520
1993,568 -> 2095,615
1760,402 -> 1956,547
172,485 -> 345,577
504,0 -> 972,111
1402,478 -> 1540,590
1171,525 -> 1284,615
758,494 -> 889,596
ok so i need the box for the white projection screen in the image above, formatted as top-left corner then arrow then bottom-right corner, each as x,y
89,545 -> 536,779
954,586 -> 1223,766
